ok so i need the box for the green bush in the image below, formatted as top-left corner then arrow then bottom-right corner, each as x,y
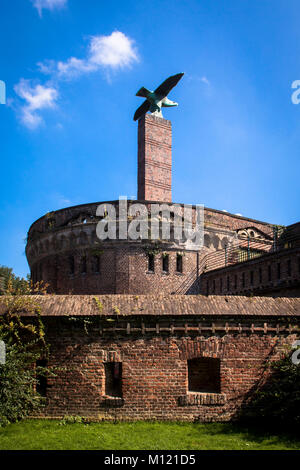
0,271 -> 50,426
0,344 -> 45,426
241,350 -> 300,427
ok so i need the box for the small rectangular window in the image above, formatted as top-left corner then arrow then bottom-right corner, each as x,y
162,254 -> 169,273
259,267 -> 262,283
268,265 -> 272,281
81,256 -> 87,274
176,254 -> 183,273
36,359 -> 48,397
188,358 -> 220,393
69,256 -> 75,275
92,255 -> 100,273
148,254 -> 155,272
287,260 -> 291,277
104,362 -> 122,397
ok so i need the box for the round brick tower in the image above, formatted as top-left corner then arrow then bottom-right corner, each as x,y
25,114 -> 273,294
25,199 -> 204,295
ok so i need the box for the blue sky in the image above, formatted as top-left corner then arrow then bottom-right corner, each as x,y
0,0 -> 300,278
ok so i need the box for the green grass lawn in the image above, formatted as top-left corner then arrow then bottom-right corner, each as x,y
0,420 -> 299,450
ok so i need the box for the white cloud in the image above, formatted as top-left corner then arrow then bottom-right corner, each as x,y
39,31 -> 139,80
15,31 -> 138,128
88,32 -> 138,69
31,0 -> 67,17
14,79 -> 58,129
200,76 -> 210,86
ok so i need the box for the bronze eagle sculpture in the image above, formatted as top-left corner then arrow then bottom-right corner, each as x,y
133,72 -> 184,121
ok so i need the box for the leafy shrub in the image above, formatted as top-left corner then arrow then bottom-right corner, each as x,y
59,415 -> 85,425
241,349 -> 300,427
0,345 -> 46,426
0,272 -> 50,426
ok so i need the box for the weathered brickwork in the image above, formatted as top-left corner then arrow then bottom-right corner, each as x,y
32,302 -> 299,421
138,114 -> 172,202
30,245 -> 199,295
200,247 -> 300,297
26,201 -> 275,295
21,113 -> 300,423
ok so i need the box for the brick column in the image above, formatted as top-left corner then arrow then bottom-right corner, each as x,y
138,114 -> 172,202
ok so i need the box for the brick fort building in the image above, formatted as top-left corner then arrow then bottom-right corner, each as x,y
22,112 -> 300,421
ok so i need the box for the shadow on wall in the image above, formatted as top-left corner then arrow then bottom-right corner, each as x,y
233,347 -> 300,429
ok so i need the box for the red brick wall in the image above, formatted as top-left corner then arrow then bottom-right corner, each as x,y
26,201 -> 276,295
200,247 -> 300,297
32,246 -> 198,295
138,115 -> 172,202
38,316 -> 297,421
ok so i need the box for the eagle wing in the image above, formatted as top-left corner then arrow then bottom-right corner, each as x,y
136,87 -> 151,98
133,99 -> 151,121
154,73 -> 184,98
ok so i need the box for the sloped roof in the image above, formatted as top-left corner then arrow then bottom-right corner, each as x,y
1,295 -> 300,317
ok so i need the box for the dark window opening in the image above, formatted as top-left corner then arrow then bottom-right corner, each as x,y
81,256 -> 87,274
148,253 -> 155,272
36,359 -> 48,397
92,255 -> 100,273
287,259 -> 291,277
268,265 -> 272,281
220,278 -> 223,293
259,267 -> 262,283
277,262 -> 281,280
176,254 -> 183,273
188,358 -> 220,393
162,255 -> 169,273
250,271 -> 254,286
104,362 -> 122,397
69,256 -> 75,275
242,273 -> 245,288
234,275 -> 237,290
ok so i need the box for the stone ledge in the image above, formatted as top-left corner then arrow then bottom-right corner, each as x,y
101,396 -> 124,407
178,392 -> 226,406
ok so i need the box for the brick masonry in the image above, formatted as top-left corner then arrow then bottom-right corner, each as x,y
200,247 -> 300,297
18,295 -> 298,421
138,114 -> 172,202
21,110 -> 300,422
25,201 -> 275,295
